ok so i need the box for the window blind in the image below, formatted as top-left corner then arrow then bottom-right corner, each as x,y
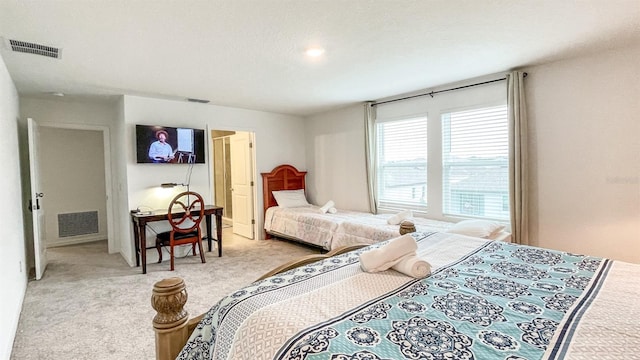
375,116 -> 428,211
442,105 -> 509,220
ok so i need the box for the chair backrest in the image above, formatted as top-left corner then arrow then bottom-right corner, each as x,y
167,191 -> 205,234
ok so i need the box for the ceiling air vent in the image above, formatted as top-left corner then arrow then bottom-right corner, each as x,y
5,38 -> 62,59
187,98 -> 210,104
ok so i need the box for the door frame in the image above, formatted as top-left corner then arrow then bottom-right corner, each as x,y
208,126 -> 258,240
38,121 -> 116,253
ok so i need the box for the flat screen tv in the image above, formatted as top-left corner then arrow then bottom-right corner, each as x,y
136,125 -> 206,164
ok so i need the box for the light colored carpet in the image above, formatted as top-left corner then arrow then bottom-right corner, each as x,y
11,229 -> 317,360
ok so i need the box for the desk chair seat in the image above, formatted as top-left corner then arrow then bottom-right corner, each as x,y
155,230 -> 199,263
155,191 -> 206,271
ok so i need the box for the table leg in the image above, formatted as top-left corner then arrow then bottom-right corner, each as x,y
216,212 -> 223,257
132,219 -> 140,267
140,224 -> 147,274
205,214 -> 212,252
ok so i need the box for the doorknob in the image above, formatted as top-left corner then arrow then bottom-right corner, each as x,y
28,198 -> 41,211
36,192 -> 44,198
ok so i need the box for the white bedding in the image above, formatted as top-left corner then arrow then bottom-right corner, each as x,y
264,206 -> 376,249
264,206 -> 473,250
331,213 -> 455,249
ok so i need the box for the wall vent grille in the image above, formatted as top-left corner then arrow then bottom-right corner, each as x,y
58,211 -> 98,237
6,39 -> 62,59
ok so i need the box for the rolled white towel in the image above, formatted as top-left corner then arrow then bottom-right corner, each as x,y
359,234 -> 417,272
327,207 -> 337,214
319,200 -> 335,214
387,210 -> 413,225
392,254 -> 431,278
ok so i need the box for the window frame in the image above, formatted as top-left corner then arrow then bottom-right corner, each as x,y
373,84 -> 509,224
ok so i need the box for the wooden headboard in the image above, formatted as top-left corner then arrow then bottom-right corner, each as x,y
261,165 -> 307,238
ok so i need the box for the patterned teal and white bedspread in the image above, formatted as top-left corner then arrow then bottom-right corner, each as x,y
178,232 -> 640,360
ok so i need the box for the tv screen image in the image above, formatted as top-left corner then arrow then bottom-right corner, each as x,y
136,125 -> 206,164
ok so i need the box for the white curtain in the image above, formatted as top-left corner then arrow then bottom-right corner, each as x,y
364,102 -> 378,214
507,71 -> 529,245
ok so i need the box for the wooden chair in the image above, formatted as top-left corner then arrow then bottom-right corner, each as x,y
155,191 -> 206,271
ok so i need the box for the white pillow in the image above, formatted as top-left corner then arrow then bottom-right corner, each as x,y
447,219 -> 506,239
272,189 -> 310,208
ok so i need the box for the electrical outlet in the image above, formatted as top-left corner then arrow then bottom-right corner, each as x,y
19,261 -> 22,272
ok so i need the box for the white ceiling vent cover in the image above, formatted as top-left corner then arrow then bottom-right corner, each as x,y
4,38 -> 62,59
187,98 -> 210,104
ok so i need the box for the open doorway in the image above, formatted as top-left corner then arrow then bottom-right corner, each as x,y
38,124 -> 114,253
211,130 -> 256,240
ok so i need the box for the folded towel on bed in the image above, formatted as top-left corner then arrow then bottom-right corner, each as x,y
387,210 -> 413,225
359,234 -> 417,272
392,254 -> 431,278
319,200 -> 335,214
327,207 -> 337,214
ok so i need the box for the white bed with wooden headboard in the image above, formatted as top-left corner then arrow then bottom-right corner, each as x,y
260,164 -> 509,250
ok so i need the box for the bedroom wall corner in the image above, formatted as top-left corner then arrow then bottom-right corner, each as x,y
526,43 -> 640,263
113,96 -> 131,264
304,104 -> 370,211
0,52 -> 27,360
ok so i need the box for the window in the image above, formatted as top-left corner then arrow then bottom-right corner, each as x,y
442,105 -> 509,220
372,78 -> 507,222
375,116 -> 428,211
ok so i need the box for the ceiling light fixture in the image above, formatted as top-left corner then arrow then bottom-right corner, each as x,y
305,47 -> 325,57
50,92 -> 65,97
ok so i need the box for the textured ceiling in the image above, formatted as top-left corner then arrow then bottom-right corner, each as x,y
1,0 -> 639,116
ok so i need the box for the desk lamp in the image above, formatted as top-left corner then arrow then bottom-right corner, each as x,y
160,162 -> 194,192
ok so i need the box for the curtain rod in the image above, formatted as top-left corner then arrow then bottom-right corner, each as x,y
372,72 -> 527,107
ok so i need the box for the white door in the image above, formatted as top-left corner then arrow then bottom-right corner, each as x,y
27,118 -> 48,280
230,132 -> 254,239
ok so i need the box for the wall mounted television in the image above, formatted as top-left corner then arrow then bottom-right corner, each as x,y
135,125 -> 206,164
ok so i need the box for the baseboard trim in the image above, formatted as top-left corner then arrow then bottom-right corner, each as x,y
47,234 -> 107,248
2,273 -> 27,359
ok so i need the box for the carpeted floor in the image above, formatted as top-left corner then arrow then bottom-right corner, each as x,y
10,228 -> 317,360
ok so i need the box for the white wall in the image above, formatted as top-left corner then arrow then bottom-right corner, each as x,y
19,97 -> 119,128
527,44 -> 640,263
39,128 -> 107,247
305,104 -> 369,211
0,54 -> 27,360
305,44 -> 640,263
121,95 -> 306,265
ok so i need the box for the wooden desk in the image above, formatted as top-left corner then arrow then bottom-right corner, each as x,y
130,205 -> 223,274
